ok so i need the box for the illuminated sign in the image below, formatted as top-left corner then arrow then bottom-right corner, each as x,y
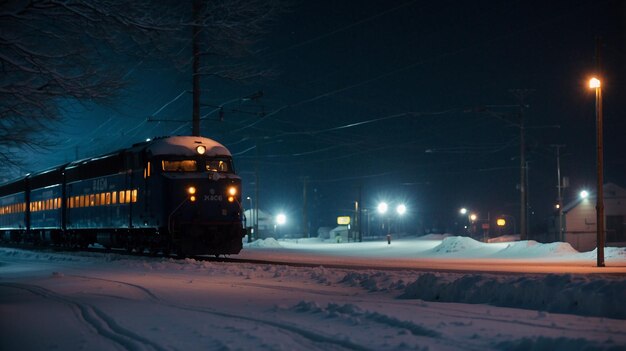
496,219 -> 506,227
337,216 -> 351,225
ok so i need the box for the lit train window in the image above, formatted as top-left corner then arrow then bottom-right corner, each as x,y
162,160 -> 197,172
132,189 -> 137,203
125,190 -> 131,203
119,190 -> 126,204
112,191 -> 117,204
206,159 -> 230,172
105,192 -> 111,205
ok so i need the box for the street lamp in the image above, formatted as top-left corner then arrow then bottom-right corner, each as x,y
396,204 -> 407,216
459,208 -> 467,215
274,213 -> 286,237
377,202 -> 388,214
276,213 -> 287,225
579,190 -> 589,199
589,76 -> 605,267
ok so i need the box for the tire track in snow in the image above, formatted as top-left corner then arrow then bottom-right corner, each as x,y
69,275 -> 161,301
157,302 -> 375,351
0,282 -> 167,351
59,275 -> 373,350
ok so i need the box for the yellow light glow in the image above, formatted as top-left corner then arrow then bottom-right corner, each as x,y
228,186 -> 237,196
190,195 -> 196,202
187,186 -> 196,195
196,145 -> 206,155
337,216 -> 351,225
496,218 -> 506,227
228,196 -> 235,203
589,77 -> 601,89
469,214 -> 477,221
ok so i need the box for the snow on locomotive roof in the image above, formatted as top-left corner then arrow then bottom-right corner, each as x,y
146,136 -> 231,157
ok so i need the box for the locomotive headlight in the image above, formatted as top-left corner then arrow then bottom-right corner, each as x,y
227,186 -> 237,196
196,145 -> 206,155
187,186 -> 196,195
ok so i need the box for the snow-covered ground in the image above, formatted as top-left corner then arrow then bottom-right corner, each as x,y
1,236 -> 625,350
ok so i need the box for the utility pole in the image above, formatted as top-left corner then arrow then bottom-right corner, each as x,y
550,144 -> 566,242
594,37 -> 605,267
510,89 -> 533,241
357,185 -> 363,242
191,0 -> 201,136
254,139 -> 259,241
301,176 -> 309,238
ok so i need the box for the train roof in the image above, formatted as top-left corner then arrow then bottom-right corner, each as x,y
143,136 -> 231,157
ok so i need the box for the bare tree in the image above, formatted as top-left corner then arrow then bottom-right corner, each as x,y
0,0 -> 284,174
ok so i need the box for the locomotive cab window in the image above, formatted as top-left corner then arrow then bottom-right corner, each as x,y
205,158 -> 232,173
162,160 -> 197,172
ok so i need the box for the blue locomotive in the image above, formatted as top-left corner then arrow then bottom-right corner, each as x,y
0,136 -> 245,256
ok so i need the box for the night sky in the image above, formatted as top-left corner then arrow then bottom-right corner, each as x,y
14,0 -> 626,236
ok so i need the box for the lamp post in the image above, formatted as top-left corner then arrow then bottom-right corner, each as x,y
246,196 -> 253,242
274,213 -> 286,237
377,202 -> 389,235
589,77 -> 605,267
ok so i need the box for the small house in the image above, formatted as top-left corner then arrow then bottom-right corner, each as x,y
563,183 -> 626,251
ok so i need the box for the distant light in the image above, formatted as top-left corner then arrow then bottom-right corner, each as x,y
276,213 -> 287,225
555,203 -> 561,209
496,218 -> 506,227
196,145 -> 206,155
227,186 -> 237,196
337,216 -> 351,225
146,138 -> 151,142
469,213 -> 477,221
580,190 -> 589,199
589,77 -> 601,89
377,202 -> 388,214
396,204 -> 407,215
459,208 -> 467,215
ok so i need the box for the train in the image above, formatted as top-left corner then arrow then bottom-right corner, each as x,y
0,136 -> 245,256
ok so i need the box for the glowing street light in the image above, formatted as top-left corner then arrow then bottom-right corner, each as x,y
276,213 -> 287,225
579,190 -> 589,199
377,202 -> 388,214
396,204 -> 407,216
469,213 -> 477,222
459,208 -> 468,215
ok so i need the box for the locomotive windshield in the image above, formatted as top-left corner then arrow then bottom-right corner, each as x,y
206,159 -> 231,172
162,160 -> 197,172
160,157 -> 234,173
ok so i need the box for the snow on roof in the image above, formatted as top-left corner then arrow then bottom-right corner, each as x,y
145,136 -> 231,157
